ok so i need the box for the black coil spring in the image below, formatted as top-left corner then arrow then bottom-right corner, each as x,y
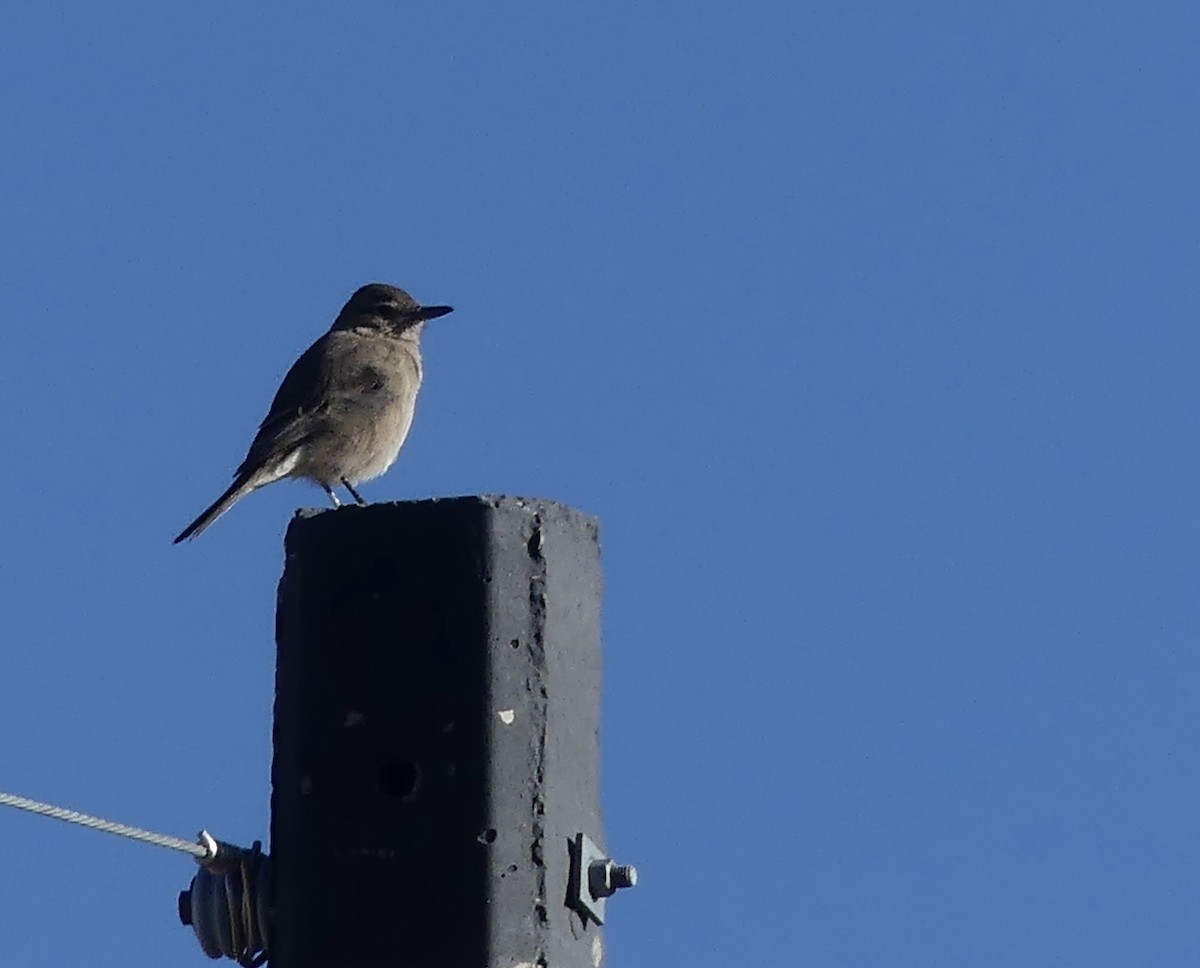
178,841 -> 270,966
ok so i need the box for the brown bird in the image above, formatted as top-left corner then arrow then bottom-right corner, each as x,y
174,283 -> 453,543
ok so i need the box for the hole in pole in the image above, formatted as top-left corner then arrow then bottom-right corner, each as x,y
378,758 -> 421,799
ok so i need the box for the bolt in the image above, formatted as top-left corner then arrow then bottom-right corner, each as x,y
178,889 -> 192,926
589,859 -> 639,898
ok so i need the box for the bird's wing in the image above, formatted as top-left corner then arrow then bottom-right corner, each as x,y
235,334 -> 339,477
235,332 -> 390,478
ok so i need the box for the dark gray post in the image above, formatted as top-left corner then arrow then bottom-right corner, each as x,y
271,496 -> 619,968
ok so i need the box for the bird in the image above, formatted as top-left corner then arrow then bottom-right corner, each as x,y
174,283 -> 453,543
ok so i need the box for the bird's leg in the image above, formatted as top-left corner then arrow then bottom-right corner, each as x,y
321,483 -> 342,508
341,478 -> 368,506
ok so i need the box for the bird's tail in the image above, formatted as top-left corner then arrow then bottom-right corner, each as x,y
173,473 -> 257,543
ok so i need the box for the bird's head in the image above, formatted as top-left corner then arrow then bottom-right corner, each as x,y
332,283 -> 454,337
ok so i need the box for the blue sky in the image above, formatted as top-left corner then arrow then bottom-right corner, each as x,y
1,3 -> 1197,965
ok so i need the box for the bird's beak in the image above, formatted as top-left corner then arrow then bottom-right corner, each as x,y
417,305 -> 454,321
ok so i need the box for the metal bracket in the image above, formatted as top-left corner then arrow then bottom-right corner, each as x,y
567,832 -> 638,925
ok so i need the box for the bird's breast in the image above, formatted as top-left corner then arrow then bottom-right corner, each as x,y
331,339 -> 423,483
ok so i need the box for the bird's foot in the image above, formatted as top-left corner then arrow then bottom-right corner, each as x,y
341,478 -> 368,506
